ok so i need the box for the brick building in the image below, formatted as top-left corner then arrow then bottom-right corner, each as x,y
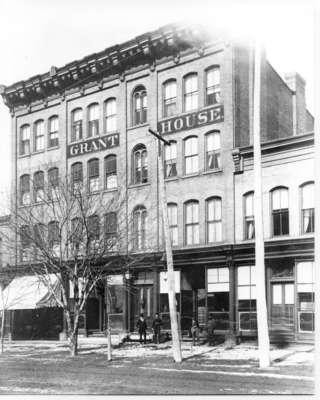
0,24 -> 314,342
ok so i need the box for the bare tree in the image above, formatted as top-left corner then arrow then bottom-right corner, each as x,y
3,171 -> 153,356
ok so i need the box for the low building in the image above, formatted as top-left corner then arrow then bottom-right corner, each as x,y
0,24 -> 314,342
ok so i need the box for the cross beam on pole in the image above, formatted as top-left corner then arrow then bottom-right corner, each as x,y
148,129 -> 171,146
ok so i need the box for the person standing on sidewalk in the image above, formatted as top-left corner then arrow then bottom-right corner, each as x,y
137,314 -> 147,344
190,318 -> 200,346
207,315 -> 216,346
152,313 -> 163,344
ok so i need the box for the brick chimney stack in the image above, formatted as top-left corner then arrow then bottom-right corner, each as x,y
284,72 -> 306,135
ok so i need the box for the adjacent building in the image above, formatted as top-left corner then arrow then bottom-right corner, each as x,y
0,24 -> 314,342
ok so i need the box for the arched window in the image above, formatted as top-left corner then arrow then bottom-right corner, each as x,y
133,144 -> 148,184
20,225 -> 32,262
164,141 -> 177,178
301,182 -> 314,234
163,80 -> 177,117
105,98 -> 117,133
87,103 -> 99,137
105,155 -> 117,189
71,108 -> 83,142
20,124 -> 30,155
206,197 -> 222,243
71,162 -> 83,193
184,136 -> 198,174
206,131 -> 221,170
244,192 -> 254,239
48,221 -> 59,248
88,158 -> 100,193
20,174 -> 31,205
48,116 -> 59,147
88,214 -> 100,252
133,205 -> 147,250
183,73 -> 198,112
184,200 -> 199,245
48,167 -> 59,200
34,120 -> 44,152
271,187 -> 289,236
33,171 -> 44,203
71,217 -> 83,252
168,203 -> 178,246
133,86 -> 147,125
206,66 -> 220,105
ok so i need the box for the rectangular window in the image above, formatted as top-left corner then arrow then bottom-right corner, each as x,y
88,215 -> 100,252
20,126 -> 30,155
237,265 -> 257,331
245,193 -> 255,239
71,163 -> 83,193
105,156 -> 117,189
297,262 -> 314,332
105,212 -> 117,251
88,105 -> 99,137
163,81 -> 177,117
301,184 -> 314,234
34,172 -> 44,203
48,168 -> 59,200
20,175 -> 31,205
207,198 -> 222,242
88,159 -> 99,193
185,202 -> 199,245
105,99 -> 117,133
206,132 -> 221,170
168,204 -> 178,246
34,121 -> 45,152
72,109 -> 83,142
184,75 -> 198,112
206,67 -> 220,105
207,267 -> 229,330
164,143 -> 177,178
185,137 -> 198,175
49,117 -> 59,147
272,188 -> 289,236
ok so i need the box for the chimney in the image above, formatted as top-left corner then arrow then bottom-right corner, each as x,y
284,72 -> 306,135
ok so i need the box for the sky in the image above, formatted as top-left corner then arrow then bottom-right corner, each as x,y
0,0 -> 315,211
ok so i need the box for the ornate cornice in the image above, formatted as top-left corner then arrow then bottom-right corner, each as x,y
0,24 -> 210,110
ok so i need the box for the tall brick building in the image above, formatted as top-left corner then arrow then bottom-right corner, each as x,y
0,24 -> 314,342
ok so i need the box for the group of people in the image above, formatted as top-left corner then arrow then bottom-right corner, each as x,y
137,313 -> 216,345
136,313 -> 163,344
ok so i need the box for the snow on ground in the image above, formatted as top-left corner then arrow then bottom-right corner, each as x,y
3,339 -> 314,366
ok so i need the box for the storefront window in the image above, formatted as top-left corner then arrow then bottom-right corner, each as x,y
207,267 -> 229,330
297,262 -> 314,332
237,265 -> 257,331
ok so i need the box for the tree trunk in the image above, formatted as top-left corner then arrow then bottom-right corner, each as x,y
107,314 -> 112,361
69,328 -> 78,356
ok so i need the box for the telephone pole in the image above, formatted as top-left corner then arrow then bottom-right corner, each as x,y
149,128 -> 182,363
252,41 -> 270,368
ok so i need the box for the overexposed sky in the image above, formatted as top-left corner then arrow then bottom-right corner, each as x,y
0,0 -> 315,209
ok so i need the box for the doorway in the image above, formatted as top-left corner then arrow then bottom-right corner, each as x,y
270,282 -> 295,337
131,285 -> 153,330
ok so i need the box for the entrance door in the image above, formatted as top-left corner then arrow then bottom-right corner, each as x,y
271,282 -> 295,335
132,285 -> 153,330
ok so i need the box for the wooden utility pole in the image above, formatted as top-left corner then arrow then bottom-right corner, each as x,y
252,41 -> 270,368
314,5 -> 320,397
149,129 -> 182,363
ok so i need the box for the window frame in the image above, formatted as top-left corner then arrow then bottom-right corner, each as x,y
167,203 -> 178,246
271,187 -> 289,237
105,98 -> 117,133
205,131 -> 221,171
87,103 -> 99,138
133,205 -> 147,251
87,158 -> 100,193
184,136 -> 199,175
20,124 -> 31,156
132,86 -> 147,126
183,73 -> 198,112
132,144 -> 148,185
33,171 -> 45,203
205,66 -> 221,106
48,115 -> 59,148
206,196 -> 222,243
20,174 -> 31,206
105,212 -> 117,251
163,79 -> 177,118
71,162 -> 83,193
71,108 -> 83,142
184,200 -> 200,246
300,182 -> 314,235
164,141 -> 177,179
243,191 -> 255,240
105,154 -> 117,190
34,120 -> 45,152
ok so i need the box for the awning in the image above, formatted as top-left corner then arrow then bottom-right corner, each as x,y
0,275 -> 60,310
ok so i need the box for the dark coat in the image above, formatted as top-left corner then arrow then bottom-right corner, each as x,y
136,318 -> 147,333
152,317 -> 163,332
207,318 -> 216,336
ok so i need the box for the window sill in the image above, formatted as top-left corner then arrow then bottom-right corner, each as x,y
102,188 -> 118,194
47,145 -> 60,152
181,173 -> 200,179
164,176 -> 179,182
33,150 -> 45,156
128,182 -> 150,189
127,122 -> 149,131
202,169 -> 223,176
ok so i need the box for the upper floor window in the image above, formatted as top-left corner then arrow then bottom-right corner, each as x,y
20,174 -> 31,205
206,197 -> 222,243
163,80 -> 177,117
105,212 -> 117,251
184,73 -> 198,112
301,182 -> 314,234
164,141 -> 177,178
133,144 -> 148,184
271,187 -> 289,236
20,125 -> 31,155
48,221 -> 59,253
71,108 -> 83,142
244,192 -> 255,240
88,103 -> 99,137
206,131 -> 221,170
88,214 -> 100,251
48,167 -> 59,200
105,155 -> 117,189
71,217 -> 83,252
88,158 -> 100,193
34,120 -> 45,152
185,200 -> 199,245
71,162 -> 83,193
184,136 -> 198,175
105,98 -> 117,133
206,67 -> 220,105
20,225 -> 32,261
133,86 -> 147,125
133,205 -> 147,250
168,203 -> 178,246
34,171 -> 44,203
48,116 -> 59,148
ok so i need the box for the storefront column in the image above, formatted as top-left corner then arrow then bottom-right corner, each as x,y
123,276 -> 129,332
228,260 -> 236,334
153,267 -> 159,315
